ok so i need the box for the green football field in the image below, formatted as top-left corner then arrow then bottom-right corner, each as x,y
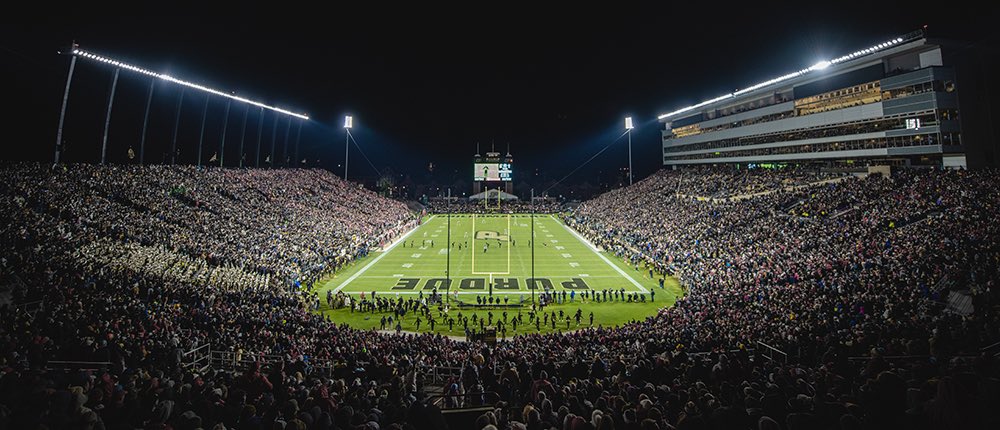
314,214 -> 683,336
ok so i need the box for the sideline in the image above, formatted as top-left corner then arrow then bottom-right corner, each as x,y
331,215 -> 435,293
552,215 -> 649,293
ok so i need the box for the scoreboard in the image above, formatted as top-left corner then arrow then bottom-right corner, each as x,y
474,162 -> 512,182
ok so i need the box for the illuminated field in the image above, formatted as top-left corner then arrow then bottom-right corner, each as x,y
315,214 -> 682,336
329,214 -> 655,294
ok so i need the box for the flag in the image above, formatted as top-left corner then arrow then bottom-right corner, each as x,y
265,155 -> 271,164
209,152 -> 217,162
127,148 -> 135,159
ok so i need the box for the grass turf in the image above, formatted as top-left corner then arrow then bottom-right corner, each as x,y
312,214 -> 682,336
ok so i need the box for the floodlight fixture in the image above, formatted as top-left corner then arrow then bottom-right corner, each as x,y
71,48 -> 309,120
657,33 -> 918,120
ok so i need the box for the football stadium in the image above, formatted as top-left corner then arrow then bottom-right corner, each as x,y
2,14 -> 1000,430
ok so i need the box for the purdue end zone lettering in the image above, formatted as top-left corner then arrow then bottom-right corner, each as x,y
388,277 -> 589,291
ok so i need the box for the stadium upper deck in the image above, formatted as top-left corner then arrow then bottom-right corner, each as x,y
660,29 -> 966,168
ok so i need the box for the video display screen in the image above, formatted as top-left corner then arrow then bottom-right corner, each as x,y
474,163 -> 512,181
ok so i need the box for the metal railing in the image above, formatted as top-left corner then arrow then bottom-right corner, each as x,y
757,341 -> 788,364
687,348 -> 755,358
847,355 -> 929,362
426,391 -> 501,409
180,343 -> 212,373
204,349 -> 340,372
421,365 -> 464,386
209,350 -> 286,370
980,341 -> 1000,358
46,360 -> 112,371
13,299 -> 44,317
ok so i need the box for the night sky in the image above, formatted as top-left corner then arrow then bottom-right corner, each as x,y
2,7 -> 996,197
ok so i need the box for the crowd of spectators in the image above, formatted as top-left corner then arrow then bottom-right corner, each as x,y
634,167 -> 841,200
1,163 -> 413,292
0,163 -> 998,429
570,167 -> 999,353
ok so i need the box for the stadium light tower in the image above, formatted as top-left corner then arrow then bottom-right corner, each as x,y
58,46 -> 308,165
343,115 -> 353,181
625,117 -> 634,185
54,46 -> 79,165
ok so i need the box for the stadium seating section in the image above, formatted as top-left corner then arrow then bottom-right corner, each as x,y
1,164 -> 998,429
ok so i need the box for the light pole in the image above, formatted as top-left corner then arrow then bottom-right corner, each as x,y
343,115 -> 353,181
171,89 -> 185,165
100,69 -> 120,165
255,107 -> 264,167
197,95 -> 209,166
139,79 -> 155,165
625,117 -> 634,185
237,104 -> 248,168
219,99 -> 231,167
54,50 -> 78,165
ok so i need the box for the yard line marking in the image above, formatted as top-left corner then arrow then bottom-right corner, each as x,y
332,215 -> 433,292
471,213 -> 476,273
555,246 -> 565,250
579,274 -> 590,277
569,262 -> 580,267
392,274 -> 404,277
561,253 -> 572,258
552,214 -> 648,293
411,253 -> 422,258
401,263 -> 413,268
507,213 -> 512,274
545,234 -> 553,237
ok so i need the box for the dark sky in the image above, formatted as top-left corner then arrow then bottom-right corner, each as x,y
2,7 -> 996,196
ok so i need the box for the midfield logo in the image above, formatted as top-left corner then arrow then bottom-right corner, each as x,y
475,230 -> 509,241
391,277 -> 590,290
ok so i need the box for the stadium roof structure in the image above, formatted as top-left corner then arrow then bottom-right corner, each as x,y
656,29 -> 926,121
